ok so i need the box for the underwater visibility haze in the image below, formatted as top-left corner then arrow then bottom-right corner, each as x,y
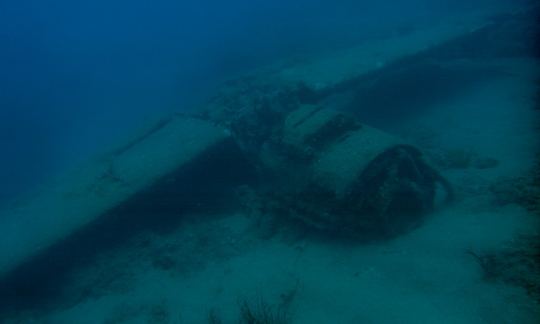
1,0 -> 540,323
0,0 -> 515,202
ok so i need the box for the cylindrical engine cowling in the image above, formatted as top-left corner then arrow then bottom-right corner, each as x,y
260,106 -> 451,237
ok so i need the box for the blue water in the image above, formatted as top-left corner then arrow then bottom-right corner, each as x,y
0,0 -> 515,204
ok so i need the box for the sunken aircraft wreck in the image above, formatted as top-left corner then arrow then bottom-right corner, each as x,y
0,92 -> 452,306
13,6 -> 537,304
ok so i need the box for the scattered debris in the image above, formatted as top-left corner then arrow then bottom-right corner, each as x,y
490,175 -> 540,212
430,148 -> 499,170
468,235 -> 540,302
472,157 -> 500,169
